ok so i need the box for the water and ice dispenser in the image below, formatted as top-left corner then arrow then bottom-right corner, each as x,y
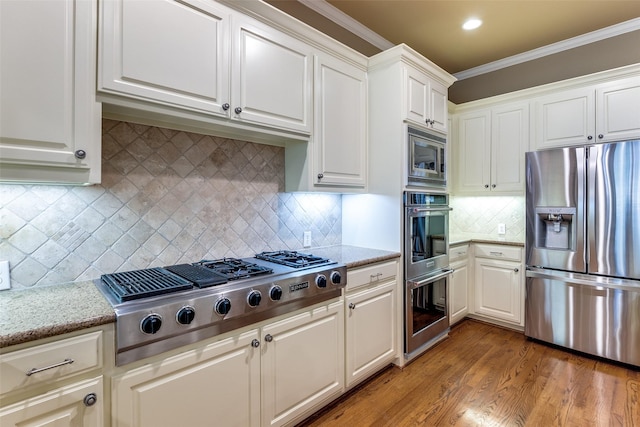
533,207 -> 576,250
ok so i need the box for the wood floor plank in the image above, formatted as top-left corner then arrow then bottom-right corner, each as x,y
297,320 -> 640,427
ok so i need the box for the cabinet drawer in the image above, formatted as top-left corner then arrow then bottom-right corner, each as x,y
0,331 -> 102,396
449,244 -> 469,262
474,244 -> 522,262
347,261 -> 398,291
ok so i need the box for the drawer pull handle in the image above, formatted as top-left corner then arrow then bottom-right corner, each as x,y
26,358 -> 74,376
370,273 -> 383,280
489,251 -> 503,256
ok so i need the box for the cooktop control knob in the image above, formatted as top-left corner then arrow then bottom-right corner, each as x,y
248,290 -> 262,307
270,285 -> 283,301
176,306 -> 196,325
140,314 -> 162,334
330,271 -> 342,285
316,274 -> 327,288
215,298 -> 231,316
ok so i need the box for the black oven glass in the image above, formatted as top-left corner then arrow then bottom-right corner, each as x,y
411,276 -> 447,334
409,213 -> 446,262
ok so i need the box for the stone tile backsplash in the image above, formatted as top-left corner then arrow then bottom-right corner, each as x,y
450,195 -> 525,242
0,120 -> 341,289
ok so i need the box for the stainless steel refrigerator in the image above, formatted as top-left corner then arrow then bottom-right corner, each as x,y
525,139 -> 640,367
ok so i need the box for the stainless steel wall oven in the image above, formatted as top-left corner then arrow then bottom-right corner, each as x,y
404,192 -> 452,357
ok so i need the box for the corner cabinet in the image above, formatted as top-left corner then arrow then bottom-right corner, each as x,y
472,244 -> 524,327
99,0 -> 312,135
405,65 -> 449,133
454,101 -> 529,194
344,260 -> 398,389
532,75 -> 640,150
0,0 -> 101,184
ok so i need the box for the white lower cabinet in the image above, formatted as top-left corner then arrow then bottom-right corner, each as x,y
449,244 -> 469,325
111,300 -> 344,427
0,377 -> 104,427
344,260 -> 398,389
0,329 -> 108,427
472,244 -> 524,327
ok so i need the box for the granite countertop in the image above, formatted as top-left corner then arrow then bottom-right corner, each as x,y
0,245 -> 400,350
0,280 -> 115,349
449,234 -> 525,247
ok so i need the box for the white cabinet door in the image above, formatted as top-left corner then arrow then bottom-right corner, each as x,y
99,0 -> 230,115
261,301 -> 344,427
533,87 -> 595,149
0,0 -> 100,184
455,110 -> 491,193
474,258 -> 522,325
345,280 -> 396,388
454,102 -> 528,194
313,54 -> 367,188
596,76 -> 640,142
0,377 -> 103,427
231,16 -> 313,134
404,65 -> 448,133
449,261 -> 469,325
491,102 -> 529,192
111,330 -> 260,427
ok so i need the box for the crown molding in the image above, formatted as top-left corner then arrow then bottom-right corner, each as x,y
454,17 -> 640,80
298,0 -> 394,51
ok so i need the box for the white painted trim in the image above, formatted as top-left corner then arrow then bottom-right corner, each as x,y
298,0 -> 394,51
454,17 -> 640,80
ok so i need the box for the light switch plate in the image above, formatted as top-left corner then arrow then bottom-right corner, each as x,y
0,260 -> 10,291
303,231 -> 312,247
498,223 -> 506,235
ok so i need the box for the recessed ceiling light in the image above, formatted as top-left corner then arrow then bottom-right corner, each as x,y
463,18 -> 482,30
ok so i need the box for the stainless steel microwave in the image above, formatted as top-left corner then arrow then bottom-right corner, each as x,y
407,126 -> 446,188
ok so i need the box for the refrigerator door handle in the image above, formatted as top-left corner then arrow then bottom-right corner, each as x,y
526,267 -> 640,292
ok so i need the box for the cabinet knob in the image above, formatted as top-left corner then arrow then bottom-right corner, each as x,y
234,107 -> 243,114
348,303 -> 356,310
598,134 -> 604,139
251,339 -> 260,348
492,184 -> 496,188
264,334 -> 273,342
484,184 -> 489,189
222,103 -> 230,111
514,268 -> 519,273
74,150 -> 86,160
587,135 -> 593,140
83,393 -> 97,407
317,173 -> 324,180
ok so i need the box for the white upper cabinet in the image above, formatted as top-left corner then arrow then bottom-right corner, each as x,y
99,0 -> 313,134
454,101 -> 529,194
313,54 -> 367,188
0,0 -> 101,184
533,75 -> 640,149
99,0 -> 230,116
404,65 -> 449,133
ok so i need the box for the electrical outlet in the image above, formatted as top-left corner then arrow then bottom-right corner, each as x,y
498,223 -> 506,235
0,260 -> 10,291
303,231 -> 312,247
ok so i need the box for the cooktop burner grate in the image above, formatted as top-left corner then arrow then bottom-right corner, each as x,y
196,258 -> 273,280
255,251 -> 332,268
101,268 -> 193,302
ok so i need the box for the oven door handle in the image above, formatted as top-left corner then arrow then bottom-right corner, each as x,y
407,269 -> 453,289
409,207 -> 453,214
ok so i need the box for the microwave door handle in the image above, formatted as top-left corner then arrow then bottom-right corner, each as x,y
407,269 -> 453,289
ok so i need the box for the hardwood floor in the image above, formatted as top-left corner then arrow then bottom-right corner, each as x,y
297,320 -> 640,426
